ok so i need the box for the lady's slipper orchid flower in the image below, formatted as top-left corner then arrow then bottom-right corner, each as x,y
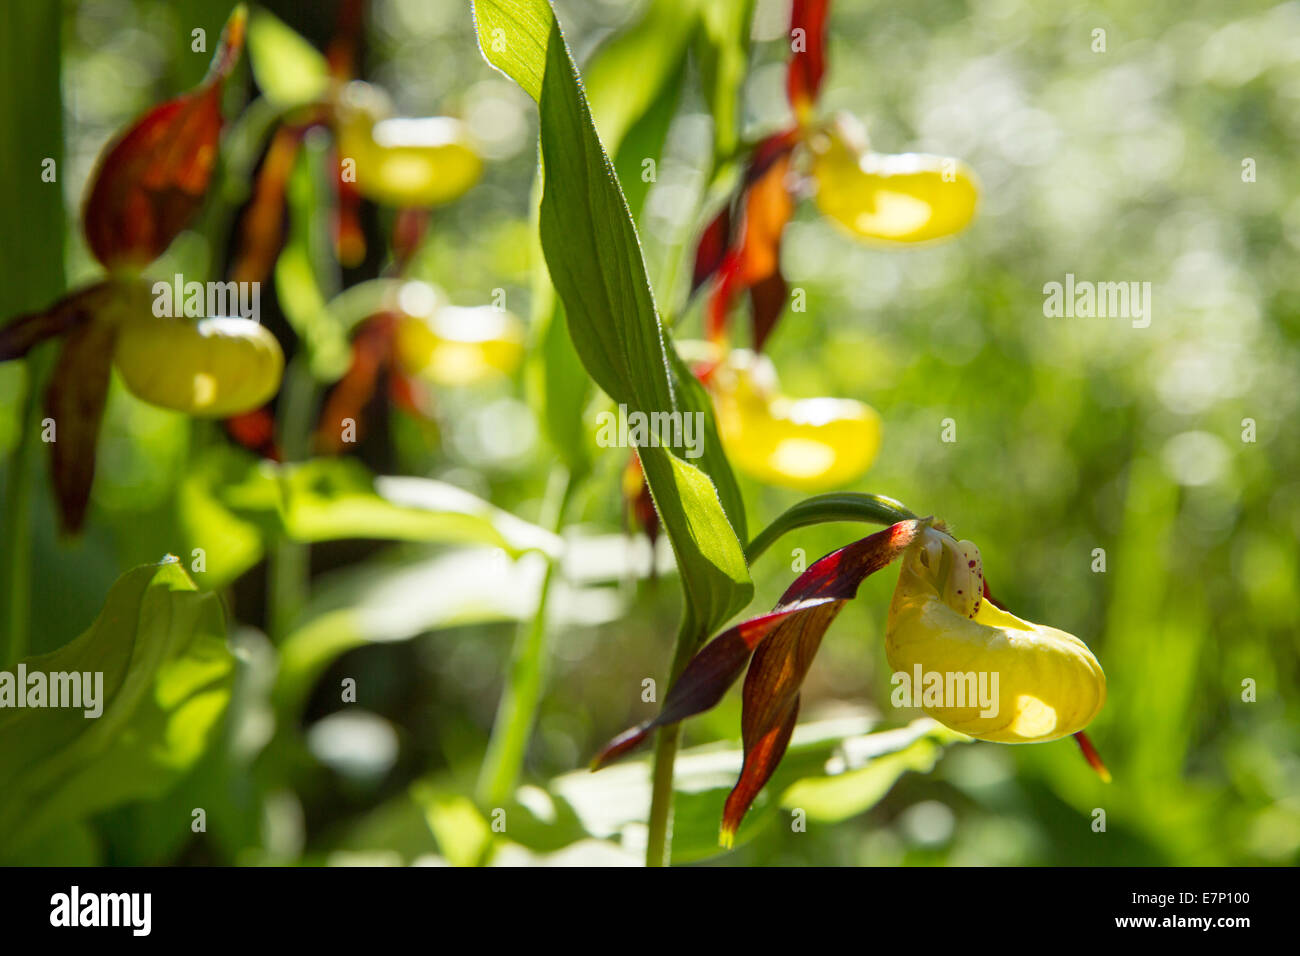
810,113 -> 979,245
236,5 -> 485,275
393,301 -> 525,388
113,314 -> 284,418
0,7 -> 265,533
592,519 -> 1108,845
709,349 -> 881,491
335,81 -> 483,209
314,280 -> 523,454
692,0 -> 978,351
887,527 -> 1106,742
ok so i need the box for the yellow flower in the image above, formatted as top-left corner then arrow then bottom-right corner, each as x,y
885,528 -> 1106,742
335,81 -> 482,208
711,349 -> 880,491
392,285 -> 524,387
113,313 -> 283,417
810,113 -> 979,244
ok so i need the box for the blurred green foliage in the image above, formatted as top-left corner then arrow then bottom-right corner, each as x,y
0,0 -> 1296,866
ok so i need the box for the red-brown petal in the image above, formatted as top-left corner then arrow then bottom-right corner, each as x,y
721,691 -> 801,847
590,520 -> 924,770
691,206 -> 733,297
225,406 -> 281,461
0,285 -> 102,361
82,6 -> 246,269
230,124 -> 304,285
589,606 -> 808,770
720,598 -> 845,841
1074,731 -> 1112,783
748,270 -> 787,353
45,320 -> 118,534
314,314 -> 393,454
786,0 -> 830,117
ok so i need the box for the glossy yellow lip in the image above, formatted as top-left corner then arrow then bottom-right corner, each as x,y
113,314 -> 284,417
885,529 -> 1106,742
336,82 -> 483,208
711,350 -> 880,491
809,113 -> 979,245
394,304 -> 525,387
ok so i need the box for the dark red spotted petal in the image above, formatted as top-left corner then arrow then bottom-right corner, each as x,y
590,519 -> 924,771
787,0 -> 830,118
82,6 -> 246,269
45,320 -> 118,534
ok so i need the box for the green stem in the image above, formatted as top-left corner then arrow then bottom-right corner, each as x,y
268,354 -> 317,640
476,466 -> 574,807
0,350 -> 52,666
744,493 -> 917,565
645,614 -> 702,867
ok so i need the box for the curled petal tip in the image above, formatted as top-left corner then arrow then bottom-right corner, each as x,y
718,826 -> 736,850
590,723 -> 653,772
1074,731 -> 1112,783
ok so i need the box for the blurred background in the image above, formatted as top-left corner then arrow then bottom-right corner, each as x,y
0,0 -> 1297,865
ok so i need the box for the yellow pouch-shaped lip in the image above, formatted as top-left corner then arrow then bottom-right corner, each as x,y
810,113 -> 978,244
712,350 -> 880,491
336,82 -> 483,208
885,530 -> 1106,743
113,315 -> 284,417
394,303 -> 524,387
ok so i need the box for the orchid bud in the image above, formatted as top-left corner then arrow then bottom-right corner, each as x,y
809,113 -> 978,244
885,528 -> 1106,742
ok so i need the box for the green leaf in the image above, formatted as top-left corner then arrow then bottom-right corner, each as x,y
524,1 -> 697,476
473,0 -> 752,634
258,458 -> 562,552
246,9 -> 330,110
277,139 -> 350,381
696,0 -> 757,166
0,558 -> 234,861
273,541 -> 629,721
275,245 -> 351,383
189,450 -> 560,553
